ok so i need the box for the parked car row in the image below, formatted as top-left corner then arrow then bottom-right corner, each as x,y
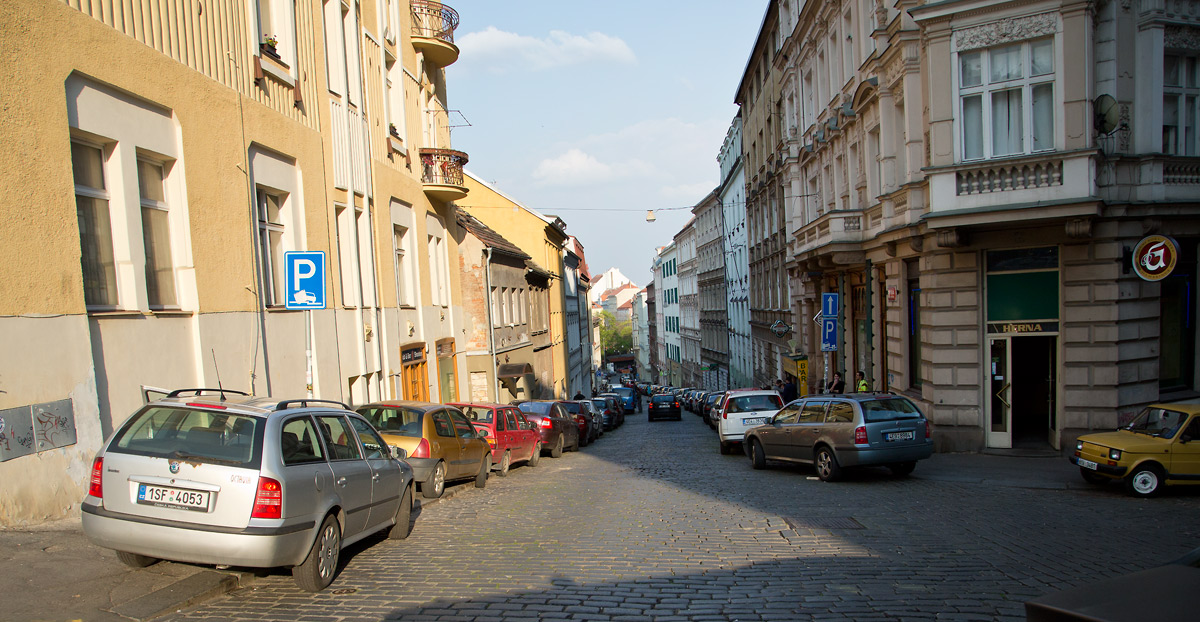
82,388 -> 629,593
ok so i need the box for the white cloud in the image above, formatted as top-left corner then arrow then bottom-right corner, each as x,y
532,149 -> 613,186
458,27 -> 636,72
658,182 -> 714,202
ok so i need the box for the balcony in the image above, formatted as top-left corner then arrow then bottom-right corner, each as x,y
420,148 -> 469,201
410,1 -> 460,66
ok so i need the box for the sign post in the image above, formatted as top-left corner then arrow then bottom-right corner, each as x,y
820,293 -> 840,393
285,252 -> 327,398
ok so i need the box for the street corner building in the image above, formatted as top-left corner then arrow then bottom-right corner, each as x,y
651,0 -> 1200,456
0,0 -> 588,527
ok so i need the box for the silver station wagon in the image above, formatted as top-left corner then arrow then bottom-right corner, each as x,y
81,389 -> 414,591
744,393 -> 934,481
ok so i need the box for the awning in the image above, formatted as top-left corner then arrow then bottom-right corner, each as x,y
497,363 -> 534,378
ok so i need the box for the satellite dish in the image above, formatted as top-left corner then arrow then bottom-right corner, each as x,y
1094,94 -> 1120,135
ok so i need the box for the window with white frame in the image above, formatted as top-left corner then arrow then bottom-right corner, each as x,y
255,0 -> 297,71
72,141 -> 118,307
256,187 -> 287,306
137,157 -> 177,308
393,224 -> 414,306
1164,53 -> 1199,155
68,77 -> 193,313
335,204 -> 359,306
958,38 -> 1055,160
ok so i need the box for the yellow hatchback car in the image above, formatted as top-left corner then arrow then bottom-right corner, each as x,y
1071,401 -> 1200,497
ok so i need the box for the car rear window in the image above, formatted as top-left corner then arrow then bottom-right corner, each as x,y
518,402 -> 553,416
614,387 -> 635,398
458,406 -> 494,424
861,398 -> 923,422
357,406 -> 424,436
110,406 -> 262,468
727,394 -> 783,413
590,399 -> 608,410
561,402 -> 583,414
651,395 -> 674,403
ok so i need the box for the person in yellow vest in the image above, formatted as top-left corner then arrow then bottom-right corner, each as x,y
855,371 -> 870,392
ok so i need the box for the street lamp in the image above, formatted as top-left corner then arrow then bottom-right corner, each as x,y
645,210 -> 657,222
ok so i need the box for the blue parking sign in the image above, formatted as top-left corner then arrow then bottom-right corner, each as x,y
284,251 -> 326,310
821,318 -> 839,352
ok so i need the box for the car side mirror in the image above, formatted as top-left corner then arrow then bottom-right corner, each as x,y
390,445 -> 407,460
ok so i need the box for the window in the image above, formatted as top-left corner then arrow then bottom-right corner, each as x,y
137,158 -> 176,308
256,188 -> 287,306
1159,243 -> 1196,392
391,201 -> 416,307
1164,53 -> 1199,155
385,53 -> 406,147
316,415 -> 362,461
959,39 -> 1055,160
907,260 -> 923,388
72,141 -> 117,307
335,204 -> 357,305
256,0 -> 297,73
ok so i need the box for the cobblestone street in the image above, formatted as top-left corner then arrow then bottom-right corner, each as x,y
166,413 -> 1200,622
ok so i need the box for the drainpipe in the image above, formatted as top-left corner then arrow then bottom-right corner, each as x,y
865,258 -> 874,388
484,247 -> 499,401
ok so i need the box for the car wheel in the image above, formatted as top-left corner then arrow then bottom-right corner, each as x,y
889,461 -> 917,477
815,447 -> 842,482
292,515 -> 340,592
1080,468 -> 1108,486
421,462 -> 446,499
750,438 -> 766,470
497,451 -> 511,477
551,436 -> 564,458
719,440 -> 731,455
528,443 -> 542,467
387,484 -> 413,540
571,434 -> 581,451
1125,464 -> 1164,497
579,431 -> 589,448
116,551 -> 160,568
475,454 -> 491,488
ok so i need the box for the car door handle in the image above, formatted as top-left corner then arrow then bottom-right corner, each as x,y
336,477 -> 347,487
372,473 -> 380,482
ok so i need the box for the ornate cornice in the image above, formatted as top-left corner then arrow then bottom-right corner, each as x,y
1165,25 -> 1200,50
953,12 -> 1058,52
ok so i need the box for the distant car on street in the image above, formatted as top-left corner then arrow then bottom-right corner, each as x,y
448,403 -> 541,476
648,394 -> 682,421
717,389 -> 783,454
82,389 -> 414,592
515,401 -> 580,457
357,401 -> 492,499
611,386 -> 641,414
744,393 -> 933,481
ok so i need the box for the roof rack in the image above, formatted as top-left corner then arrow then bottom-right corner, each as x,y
166,388 -> 250,400
274,399 -> 353,411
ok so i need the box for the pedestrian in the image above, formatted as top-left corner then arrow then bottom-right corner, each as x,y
573,391 -> 585,400
774,379 -> 784,394
825,372 -> 845,394
782,376 -> 797,403
855,371 -> 869,393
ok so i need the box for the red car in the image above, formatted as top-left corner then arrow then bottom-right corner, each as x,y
449,403 -> 542,476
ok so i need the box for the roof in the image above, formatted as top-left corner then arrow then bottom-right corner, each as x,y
454,207 -> 530,260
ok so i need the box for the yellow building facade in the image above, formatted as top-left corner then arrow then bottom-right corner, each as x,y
0,0 -> 472,525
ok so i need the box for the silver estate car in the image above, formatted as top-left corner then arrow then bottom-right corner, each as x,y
744,393 -> 934,481
81,389 -> 414,592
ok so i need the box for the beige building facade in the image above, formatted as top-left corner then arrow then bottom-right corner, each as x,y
738,0 -> 1199,453
0,0 -> 474,525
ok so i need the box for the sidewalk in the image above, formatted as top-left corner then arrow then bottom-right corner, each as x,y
0,452 -> 1080,621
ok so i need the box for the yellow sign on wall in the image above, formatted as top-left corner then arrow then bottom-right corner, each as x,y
781,356 -> 809,397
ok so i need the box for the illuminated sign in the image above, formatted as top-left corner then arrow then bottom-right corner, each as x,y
987,322 -> 1059,334
1132,235 -> 1179,282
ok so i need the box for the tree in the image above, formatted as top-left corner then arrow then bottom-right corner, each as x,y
598,310 -> 632,357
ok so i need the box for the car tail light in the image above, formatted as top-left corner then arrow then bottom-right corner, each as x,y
673,401 -> 679,408
539,417 -> 553,428
574,415 -> 585,424
925,422 -> 931,439
854,426 -> 868,444
722,405 -> 729,420
251,477 -> 282,519
410,437 -> 431,459
186,402 -> 226,409
88,457 -> 103,498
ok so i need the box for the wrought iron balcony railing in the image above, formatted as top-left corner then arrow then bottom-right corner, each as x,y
410,1 -> 459,45
419,148 -> 469,200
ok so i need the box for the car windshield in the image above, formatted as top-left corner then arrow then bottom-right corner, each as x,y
861,398 -> 923,422
727,394 -> 783,414
518,402 -> 553,416
614,388 -> 635,398
561,401 -> 583,414
457,406 -> 494,424
357,406 -> 424,436
1125,407 -> 1189,439
111,406 -> 262,467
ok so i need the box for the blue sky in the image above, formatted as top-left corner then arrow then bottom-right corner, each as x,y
446,1 -> 766,288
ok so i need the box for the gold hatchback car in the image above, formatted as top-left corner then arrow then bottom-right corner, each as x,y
1071,400 -> 1200,497
356,401 -> 492,499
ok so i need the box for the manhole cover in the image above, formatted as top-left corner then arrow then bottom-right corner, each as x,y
784,516 -> 864,530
